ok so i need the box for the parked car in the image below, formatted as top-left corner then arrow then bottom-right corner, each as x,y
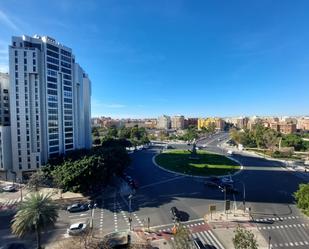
227,150 -> 234,155
67,223 -> 87,235
67,203 -> 89,212
193,237 -> 206,249
170,206 -> 180,221
2,185 -> 16,192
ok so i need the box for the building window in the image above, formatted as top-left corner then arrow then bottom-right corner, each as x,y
15,50 -> 18,56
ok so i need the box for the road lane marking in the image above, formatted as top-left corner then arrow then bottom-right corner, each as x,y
139,176 -> 185,189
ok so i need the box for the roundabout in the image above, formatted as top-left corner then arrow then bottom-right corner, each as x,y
154,149 -> 241,177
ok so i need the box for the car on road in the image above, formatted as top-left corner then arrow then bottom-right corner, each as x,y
67,203 -> 89,212
193,237 -> 206,249
2,185 -> 16,192
227,150 -> 234,155
170,206 -> 180,221
67,222 -> 88,235
221,177 -> 233,184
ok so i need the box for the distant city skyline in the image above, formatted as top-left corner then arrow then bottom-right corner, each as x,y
1,1 -> 309,118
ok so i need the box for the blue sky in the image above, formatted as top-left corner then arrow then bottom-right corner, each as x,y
0,0 -> 309,118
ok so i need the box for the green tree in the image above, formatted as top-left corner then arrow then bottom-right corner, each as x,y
262,129 -> 279,152
252,123 -> 266,148
91,127 -> 100,137
118,127 -> 131,139
282,134 -> 306,151
232,226 -> 258,249
11,193 -> 59,249
171,223 -> 194,249
294,183 -> 309,216
107,125 -> 118,138
130,125 -> 142,140
26,170 -> 46,192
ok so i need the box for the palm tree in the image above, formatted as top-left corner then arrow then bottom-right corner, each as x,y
11,192 -> 59,249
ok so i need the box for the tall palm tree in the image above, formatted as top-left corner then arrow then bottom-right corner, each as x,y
11,192 -> 59,249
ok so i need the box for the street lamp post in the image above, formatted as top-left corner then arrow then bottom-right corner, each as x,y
268,235 -> 272,249
90,202 -> 97,232
128,194 -> 133,231
16,177 -> 23,202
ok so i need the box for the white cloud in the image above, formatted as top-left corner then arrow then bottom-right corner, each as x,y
0,9 -> 20,32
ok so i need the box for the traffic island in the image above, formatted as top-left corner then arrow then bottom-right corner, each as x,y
204,209 -> 269,249
154,150 -> 240,177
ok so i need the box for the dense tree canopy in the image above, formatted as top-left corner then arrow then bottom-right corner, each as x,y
294,183 -> 309,216
233,226 -> 258,249
44,139 -> 131,193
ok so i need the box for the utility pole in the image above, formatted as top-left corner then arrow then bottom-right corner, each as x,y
268,235 -> 272,249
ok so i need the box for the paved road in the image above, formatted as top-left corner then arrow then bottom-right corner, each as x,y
1,132 -> 308,248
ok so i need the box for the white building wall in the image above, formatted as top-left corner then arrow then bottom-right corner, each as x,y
0,126 -> 12,180
9,35 -> 91,179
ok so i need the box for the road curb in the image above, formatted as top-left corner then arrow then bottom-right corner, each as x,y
152,152 -> 243,179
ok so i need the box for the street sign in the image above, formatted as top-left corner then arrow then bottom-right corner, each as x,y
209,204 -> 216,212
225,200 -> 230,211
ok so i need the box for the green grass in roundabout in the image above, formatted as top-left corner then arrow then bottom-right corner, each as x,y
155,150 -> 240,176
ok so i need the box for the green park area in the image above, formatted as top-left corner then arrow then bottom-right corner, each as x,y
155,150 -> 240,176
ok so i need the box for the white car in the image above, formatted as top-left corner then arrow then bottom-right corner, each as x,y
221,177 -> 234,184
227,150 -> 234,155
67,223 -> 87,235
2,185 -> 16,192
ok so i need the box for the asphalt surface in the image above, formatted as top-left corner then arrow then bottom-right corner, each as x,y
1,131 -> 308,248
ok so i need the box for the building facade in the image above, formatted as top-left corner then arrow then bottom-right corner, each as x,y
0,73 -> 12,180
0,72 -> 10,126
198,118 -> 225,131
157,115 -> 171,130
9,35 -> 91,179
171,115 -> 185,130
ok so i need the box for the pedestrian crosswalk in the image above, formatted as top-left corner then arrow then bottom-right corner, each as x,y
157,221 -> 207,232
0,198 -> 21,209
258,223 -> 309,230
255,214 -> 309,249
271,240 -> 309,248
255,215 -> 300,222
192,230 -> 225,249
156,220 -> 225,249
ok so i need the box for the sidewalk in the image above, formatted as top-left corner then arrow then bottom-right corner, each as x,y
220,142 -> 309,181
205,209 -> 269,249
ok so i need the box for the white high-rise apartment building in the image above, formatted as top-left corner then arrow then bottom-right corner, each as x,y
9,35 -> 91,179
